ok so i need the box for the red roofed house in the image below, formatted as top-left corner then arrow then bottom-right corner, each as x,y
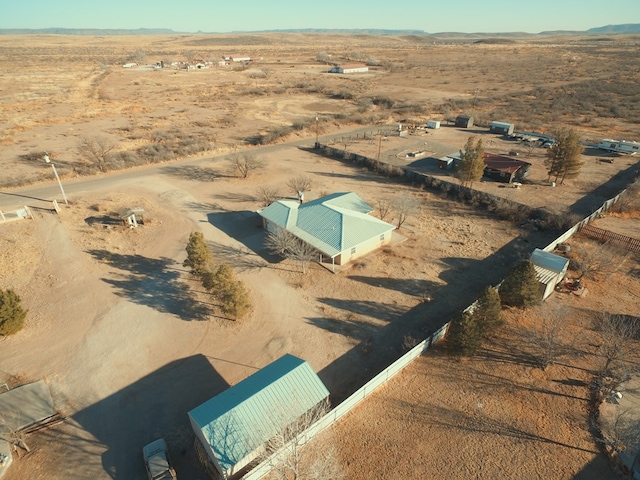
482,153 -> 531,184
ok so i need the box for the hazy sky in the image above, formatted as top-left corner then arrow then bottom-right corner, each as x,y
1,0 -> 638,33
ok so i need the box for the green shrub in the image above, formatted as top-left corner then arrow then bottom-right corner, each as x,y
0,289 -> 28,336
446,311 -> 481,356
473,286 -> 503,338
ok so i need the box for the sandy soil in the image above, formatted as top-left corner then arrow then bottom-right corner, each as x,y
1,33 -> 639,480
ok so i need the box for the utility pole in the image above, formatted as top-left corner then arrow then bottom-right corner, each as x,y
315,114 -> 319,148
44,153 -> 68,205
377,131 -> 383,163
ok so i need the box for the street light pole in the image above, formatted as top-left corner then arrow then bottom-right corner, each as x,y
44,153 -> 68,205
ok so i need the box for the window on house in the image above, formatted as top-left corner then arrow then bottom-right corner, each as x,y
350,247 -> 356,255
380,234 -> 385,241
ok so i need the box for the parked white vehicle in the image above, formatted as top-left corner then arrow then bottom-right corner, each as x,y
143,439 -> 177,480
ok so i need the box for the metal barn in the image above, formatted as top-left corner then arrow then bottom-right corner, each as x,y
455,115 -> 474,128
189,354 -> 329,479
489,121 -> 515,136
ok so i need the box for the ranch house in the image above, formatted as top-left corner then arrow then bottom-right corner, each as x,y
258,192 -> 395,270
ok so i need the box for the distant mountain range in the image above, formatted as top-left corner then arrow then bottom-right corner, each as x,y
1,24 -> 639,36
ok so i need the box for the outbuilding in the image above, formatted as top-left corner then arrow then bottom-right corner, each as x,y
455,115 -> 474,128
482,153 -> 531,183
426,120 -> 440,129
330,63 -> 369,74
188,354 -> 329,479
530,248 -> 570,300
489,121 -> 515,136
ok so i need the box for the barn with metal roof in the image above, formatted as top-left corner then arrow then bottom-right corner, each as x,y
257,192 -> 396,270
188,354 -> 329,479
530,248 -> 570,300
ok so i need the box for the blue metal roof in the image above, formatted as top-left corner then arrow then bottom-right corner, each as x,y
188,354 -> 329,474
531,248 -> 569,273
258,192 -> 395,257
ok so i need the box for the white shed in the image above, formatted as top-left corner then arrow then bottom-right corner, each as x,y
426,120 -> 440,129
530,248 -> 570,300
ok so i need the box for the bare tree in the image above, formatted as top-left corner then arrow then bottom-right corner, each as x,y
265,228 -> 318,274
0,411 -> 31,456
287,175 -> 312,197
229,152 -> 263,179
390,194 -> 419,229
573,241 -> 629,281
595,312 -> 640,384
530,306 -> 568,370
376,199 -> 392,221
257,186 -> 280,207
77,136 -> 116,172
262,399 -> 343,480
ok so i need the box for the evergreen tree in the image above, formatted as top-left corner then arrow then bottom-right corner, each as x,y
183,232 -> 214,277
0,289 -> 28,336
544,128 -> 584,184
455,136 -> 485,188
499,260 -> 541,309
446,311 -> 482,356
473,286 -> 503,338
204,264 -> 251,320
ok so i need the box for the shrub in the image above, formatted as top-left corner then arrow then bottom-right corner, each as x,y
0,289 -> 28,336
183,232 -> 214,277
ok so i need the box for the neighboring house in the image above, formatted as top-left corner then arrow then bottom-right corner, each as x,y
257,192 -> 396,270
530,248 -> 570,300
188,354 -> 329,479
482,153 -> 531,183
597,139 -> 640,155
330,63 -> 369,74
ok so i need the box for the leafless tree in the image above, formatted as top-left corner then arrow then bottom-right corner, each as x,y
0,411 -> 31,456
265,228 -> 318,274
599,408 -> 640,455
287,175 -> 312,197
377,199 -> 392,221
613,179 -> 640,214
573,241 -> 629,281
78,136 -> 116,172
262,399 -> 343,480
530,306 -> 568,370
257,186 -> 280,207
229,152 -> 263,179
594,312 -> 640,385
390,194 -> 419,229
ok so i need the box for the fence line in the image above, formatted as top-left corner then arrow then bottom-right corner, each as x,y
242,323 -> 449,480
240,146 -> 634,480
0,206 -> 33,224
579,224 -> 640,253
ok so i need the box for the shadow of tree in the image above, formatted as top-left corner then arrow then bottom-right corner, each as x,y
86,249 -> 208,320
348,275 -> 441,297
161,165 -> 221,181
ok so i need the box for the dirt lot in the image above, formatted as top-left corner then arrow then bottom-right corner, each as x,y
0,33 -> 639,479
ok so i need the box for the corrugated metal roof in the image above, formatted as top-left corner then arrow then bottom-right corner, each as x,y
258,193 -> 395,257
534,264 -> 559,285
531,248 -> 569,273
188,354 -> 329,474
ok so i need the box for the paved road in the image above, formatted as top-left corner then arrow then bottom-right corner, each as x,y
0,125 -> 386,212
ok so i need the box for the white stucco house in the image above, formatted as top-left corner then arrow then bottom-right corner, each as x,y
258,192 -> 395,270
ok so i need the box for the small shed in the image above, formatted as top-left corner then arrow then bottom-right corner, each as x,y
189,354 -> 329,479
118,208 -> 145,228
489,121 -> 515,136
455,115 -> 474,128
426,120 -> 440,129
530,248 -> 570,300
